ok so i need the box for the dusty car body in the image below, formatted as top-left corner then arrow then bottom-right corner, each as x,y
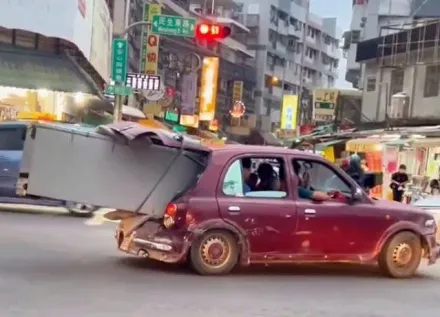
17,122 -> 439,278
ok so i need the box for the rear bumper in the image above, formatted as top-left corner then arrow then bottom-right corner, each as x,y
115,221 -> 191,264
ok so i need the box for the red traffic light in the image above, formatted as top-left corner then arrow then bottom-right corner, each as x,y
195,23 -> 231,41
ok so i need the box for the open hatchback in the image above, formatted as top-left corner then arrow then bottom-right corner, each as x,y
17,122 -> 211,218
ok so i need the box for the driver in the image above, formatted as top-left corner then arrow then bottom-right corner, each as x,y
293,161 -> 331,201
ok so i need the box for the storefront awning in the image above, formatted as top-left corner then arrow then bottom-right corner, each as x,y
315,139 -> 345,151
0,45 -> 97,95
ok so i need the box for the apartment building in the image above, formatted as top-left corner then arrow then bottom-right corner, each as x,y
343,0 -> 440,88
235,0 -> 340,128
111,0 -> 256,128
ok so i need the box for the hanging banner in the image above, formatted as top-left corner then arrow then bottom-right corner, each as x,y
139,3 -> 148,72
144,4 -> 161,74
280,95 -> 298,130
232,81 -> 243,102
313,88 -> 339,122
199,57 -> 219,121
181,72 -> 198,115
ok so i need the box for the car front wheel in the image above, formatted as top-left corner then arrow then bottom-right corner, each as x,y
190,230 -> 239,275
378,231 -> 422,278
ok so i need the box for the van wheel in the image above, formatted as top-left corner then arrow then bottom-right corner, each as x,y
378,231 -> 422,278
190,230 -> 239,275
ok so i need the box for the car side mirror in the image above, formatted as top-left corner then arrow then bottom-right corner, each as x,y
352,187 -> 363,201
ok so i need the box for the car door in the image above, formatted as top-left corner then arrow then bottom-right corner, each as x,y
292,157 -> 390,257
216,156 -> 298,258
0,125 -> 25,198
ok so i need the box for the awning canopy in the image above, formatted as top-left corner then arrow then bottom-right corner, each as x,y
315,139 -> 345,151
0,45 -> 97,95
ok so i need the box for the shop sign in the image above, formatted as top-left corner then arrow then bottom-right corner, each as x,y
181,73 -> 198,115
165,110 -> 179,123
313,88 -> 339,122
199,57 -> 219,121
346,140 -> 382,153
180,114 -> 199,128
1,0 -> 94,62
280,95 -> 298,130
126,73 -> 161,91
232,81 -> 243,103
111,38 -> 128,83
90,0 -> 113,80
145,4 -> 161,74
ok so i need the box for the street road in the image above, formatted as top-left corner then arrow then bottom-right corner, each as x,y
0,211 -> 439,317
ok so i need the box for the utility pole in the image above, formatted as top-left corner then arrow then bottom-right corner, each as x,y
295,0 -> 310,136
113,0 -> 133,123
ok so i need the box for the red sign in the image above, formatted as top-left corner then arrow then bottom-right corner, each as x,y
78,0 -> 86,18
299,124 -> 314,135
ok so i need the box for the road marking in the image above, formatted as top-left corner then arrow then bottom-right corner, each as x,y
84,209 -> 119,226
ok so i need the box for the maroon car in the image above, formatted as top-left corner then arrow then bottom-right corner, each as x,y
110,143 -> 439,278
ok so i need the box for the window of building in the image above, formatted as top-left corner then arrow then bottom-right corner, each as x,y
424,65 -> 440,98
351,30 -> 361,43
366,76 -> 376,92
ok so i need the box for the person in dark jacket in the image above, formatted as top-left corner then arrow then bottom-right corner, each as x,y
390,164 -> 409,202
342,155 -> 365,188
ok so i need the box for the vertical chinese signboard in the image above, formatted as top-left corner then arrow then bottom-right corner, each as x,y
111,38 -> 128,83
140,4 -> 161,74
232,81 -> 243,102
280,95 -> 298,130
312,88 -> 339,122
199,57 -> 219,121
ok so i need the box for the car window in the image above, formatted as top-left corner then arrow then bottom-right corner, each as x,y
222,160 -> 244,197
294,159 -> 351,193
0,127 -> 26,151
222,157 -> 288,199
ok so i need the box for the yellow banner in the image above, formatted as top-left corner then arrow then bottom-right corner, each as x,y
346,139 -> 382,153
280,95 -> 298,130
199,57 -> 219,121
232,81 -> 243,102
145,4 -> 161,74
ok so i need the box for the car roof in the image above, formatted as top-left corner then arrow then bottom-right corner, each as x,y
209,144 -> 321,158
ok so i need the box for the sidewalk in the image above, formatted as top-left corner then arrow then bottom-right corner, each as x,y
0,203 -> 115,218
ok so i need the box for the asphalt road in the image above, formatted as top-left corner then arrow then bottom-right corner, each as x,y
1,211 -> 440,317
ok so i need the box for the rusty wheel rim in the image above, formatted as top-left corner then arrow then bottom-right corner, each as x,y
200,235 -> 230,268
392,242 -> 413,267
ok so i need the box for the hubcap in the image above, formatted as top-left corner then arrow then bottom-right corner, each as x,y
392,242 -> 413,267
200,236 -> 230,267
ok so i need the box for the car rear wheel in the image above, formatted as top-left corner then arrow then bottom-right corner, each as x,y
189,230 -> 239,275
378,231 -> 422,278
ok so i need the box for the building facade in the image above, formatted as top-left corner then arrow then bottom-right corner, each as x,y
343,0 -> 440,88
356,20 -> 440,124
236,0 -> 341,130
112,0 -> 256,130
0,0 -> 114,121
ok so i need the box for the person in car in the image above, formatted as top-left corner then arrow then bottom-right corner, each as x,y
256,163 -> 277,191
242,158 -> 258,193
293,161 -> 330,201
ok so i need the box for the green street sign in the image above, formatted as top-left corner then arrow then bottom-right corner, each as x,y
111,38 -> 128,83
104,85 -> 132,96
151,14 -> 196,37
